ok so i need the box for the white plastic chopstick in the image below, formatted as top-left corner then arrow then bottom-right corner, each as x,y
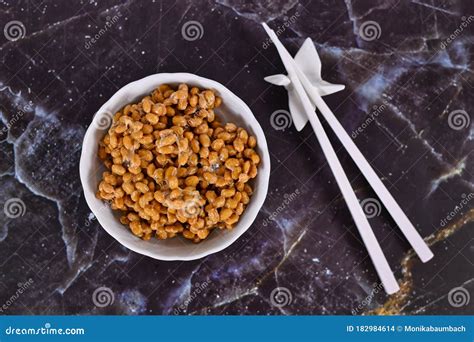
262,24 -> 400,294
292,48 -> 434,264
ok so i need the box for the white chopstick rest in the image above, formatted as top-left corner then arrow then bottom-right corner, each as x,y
262,23 -> 400,294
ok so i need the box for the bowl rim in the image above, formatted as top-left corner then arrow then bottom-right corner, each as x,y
79,72 -> 270,261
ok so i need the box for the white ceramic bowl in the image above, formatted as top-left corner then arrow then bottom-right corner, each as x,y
79,73 -> 270,261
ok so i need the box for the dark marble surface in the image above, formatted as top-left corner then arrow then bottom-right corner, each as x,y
0,0 -> 473,315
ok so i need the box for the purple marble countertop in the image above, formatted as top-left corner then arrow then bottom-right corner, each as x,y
0,0 -> 472,315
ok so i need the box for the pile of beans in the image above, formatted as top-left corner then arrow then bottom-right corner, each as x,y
96,84 -> 260,243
